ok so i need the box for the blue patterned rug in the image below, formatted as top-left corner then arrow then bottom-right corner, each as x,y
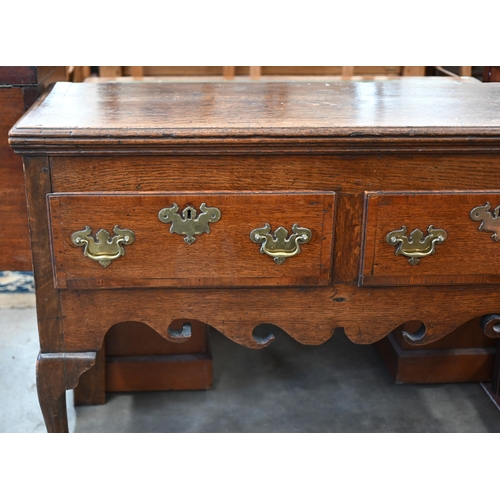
0,271 -> 35,293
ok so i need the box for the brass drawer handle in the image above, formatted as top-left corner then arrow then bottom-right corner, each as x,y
250,223 -> 312,265
386,225 -> 447,265
470,202 -> 500,241
158,203 -> 221,245
71,226 -> 135,268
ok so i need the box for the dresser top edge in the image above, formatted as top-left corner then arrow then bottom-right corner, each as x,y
9,81 -> 500,153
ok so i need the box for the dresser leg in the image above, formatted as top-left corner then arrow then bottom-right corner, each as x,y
492,340 -> 500,396
36,352 -> 97,433
480,315 -> 500,397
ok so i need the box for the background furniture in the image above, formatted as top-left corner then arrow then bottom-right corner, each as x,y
484,67 -> 500,82
0,67 -> 67,271
96,66 -> 425,80
89,66 -> 481,82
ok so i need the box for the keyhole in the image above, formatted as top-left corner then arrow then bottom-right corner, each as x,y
186,209 -> 192,219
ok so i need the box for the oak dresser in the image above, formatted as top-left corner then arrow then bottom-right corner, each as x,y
9,79 -> 500,432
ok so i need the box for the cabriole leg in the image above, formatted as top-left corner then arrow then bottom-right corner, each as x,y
36,352 -> 96,433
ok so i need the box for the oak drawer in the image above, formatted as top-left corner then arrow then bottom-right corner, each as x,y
47,191 -> 335,289
360,191 -> 500,286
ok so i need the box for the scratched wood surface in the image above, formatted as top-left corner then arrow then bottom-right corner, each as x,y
9,81 -> 500,156
48,192 -> 335,288
361,191 -> 500,285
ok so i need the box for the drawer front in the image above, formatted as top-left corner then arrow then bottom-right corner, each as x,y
48,191 -> 335,289
360,191 -> 500,286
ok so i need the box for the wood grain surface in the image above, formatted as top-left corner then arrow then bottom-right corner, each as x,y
377,318 -> 497,384
9,81 -> 500,155
74,319 -> 213,403
57,284 -> 500,351
0,66 -> 38,85
0,66 -> 68,270
0,87 -> 32,269
104,355 -> 212,392
48,192 -> 335,288
361,191 -> 500,285
37,352 -> 96,432
23,157 -> 64,352
0,67 -> 66,86
104,320 -> 209,356
12,80 -> 500,431
50,154 -> 500,195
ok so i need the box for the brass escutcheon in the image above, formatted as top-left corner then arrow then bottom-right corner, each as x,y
71,226 -> 135,267
470,202 -> 500,242
250,223 -> 312,265
158,203 -> 221,244
386,225 -> 447,265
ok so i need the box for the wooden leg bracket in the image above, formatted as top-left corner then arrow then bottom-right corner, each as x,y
36,352 -> 96,433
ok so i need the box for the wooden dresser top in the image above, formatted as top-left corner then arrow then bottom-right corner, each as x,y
9,79 -> 500,154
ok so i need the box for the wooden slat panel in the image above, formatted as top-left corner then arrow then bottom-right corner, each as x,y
99,66 -> 122,77
70,66 -> 92,82
402,66 -> 426,76
460,66 -> 472,77
123,66 -> 224,77
129,67 -> 144,77
341,66 -> 354,77
223,66 -> 235,80
249,66 -> 261,80
113,66 -> 404,78
258,66 -> 402,76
